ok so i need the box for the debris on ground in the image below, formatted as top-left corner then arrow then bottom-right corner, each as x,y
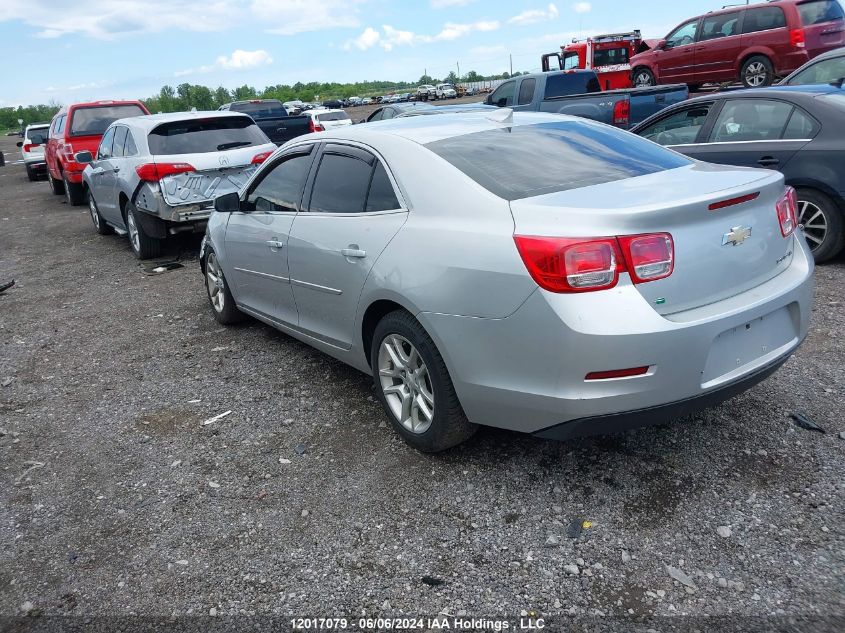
666,565 -> 697,589
566,519 -> 583,539
294,443 -> 307,456
791,412 -> 825,433
717,526 -> 732,538
421,576 -> 444,586
1,376 -> 13,387
15,461 -> 45,484
0,279 -> 14,294
279,458 -> 291,464
201,410 -> 232,426
142,262 -> 184,276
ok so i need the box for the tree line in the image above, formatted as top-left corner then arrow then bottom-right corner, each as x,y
1,70 -> 529,131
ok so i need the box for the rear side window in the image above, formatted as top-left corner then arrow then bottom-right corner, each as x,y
247,152 -> 313,213
544,73 -> 601,99
309,154 -> 372,213
518,79 -> 536,106
125,132 -> 138,156
112,126 -> 128,158
710,99 -> 793,142
797,0 -> 844,26
742,7 -> 786,33
317,111 -> 350,122
700,11 -> 742,40
593,46 -> 630,66
148,117 -> 269,155
55,115 -> 67,135
366,163 -> 400,212
426,121 -> 691,201
69,105 -> 145,136
782,108 -> 817,139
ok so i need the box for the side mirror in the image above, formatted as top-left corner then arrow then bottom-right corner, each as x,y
214,191 -> 241,214
484,95 -> 493,105
657,39 -> 668,50
75,151 -> 94,164
16,141 -> 22,147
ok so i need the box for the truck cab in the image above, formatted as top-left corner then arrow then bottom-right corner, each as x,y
543,31 -> 652,90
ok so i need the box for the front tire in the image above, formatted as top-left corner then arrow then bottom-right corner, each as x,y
796,188 -> 844,263
125,203 -> 162,260
88,194 -> 114,235
632,67 -> 655,87
741,56 -> 774,88
371,310 -> 476,452
48,171 -> 65,195
63,174 -> 86,206
204,250 -> 244,325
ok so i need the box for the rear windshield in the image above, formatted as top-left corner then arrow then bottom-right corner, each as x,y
544,73 -> 601,98
798,0 -> 844,25
593,47 -> 630,66
228,102 -> 287,117
69,105 -> 145,136
27,126 -> 50,138
425,121 -> 691,201
317,112 -> 349,122
148,117 -> 269,155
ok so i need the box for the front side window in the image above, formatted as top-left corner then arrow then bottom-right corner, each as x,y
710,99 -> 793,142
666,20 -> 698,48
742,7 -> 786,33
148,117 -> 269,155
699,11 -> 741,40
246,151 -> 313,213
797,0 -> 845,26
518,79 -> 536,106
489,81 -> 516,107
638,104 -> 713,145
97,127 -> 116,160
112,126 -> 128,158
787,55 -> 845,85
69,104 -> 145,137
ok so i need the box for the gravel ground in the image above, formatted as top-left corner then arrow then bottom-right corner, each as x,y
0,132 -> 843,629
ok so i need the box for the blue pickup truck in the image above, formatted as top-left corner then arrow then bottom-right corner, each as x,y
482,70 -> 688,129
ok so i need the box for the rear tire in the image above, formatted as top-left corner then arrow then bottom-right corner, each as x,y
796,188 -> 844,263
88,194 -> 114,236
48,171 -> 65,195
125,203 -> 162,260
741,55 -> 774,88
26,165 -> 36,182
371,310 -> 477,452
204,250 -> 244,325
63,174 -> 86,206
632,67 -> 655,87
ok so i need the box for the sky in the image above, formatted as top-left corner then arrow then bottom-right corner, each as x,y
1,0 -> 729,107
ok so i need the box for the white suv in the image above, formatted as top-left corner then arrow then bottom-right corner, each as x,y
417,85 -> 436,101
17,123 -> 50,181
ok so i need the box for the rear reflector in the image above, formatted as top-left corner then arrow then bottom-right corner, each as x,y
617,233 -> 674,282
308,119 -> 325,133
23,144 -> 39,152
776,186 -> 797,237
585,366 -> 649,380
251,150 -> 273,165
708,192 -> 760,211
135,162 -> 196,181
613,99 -> 630,126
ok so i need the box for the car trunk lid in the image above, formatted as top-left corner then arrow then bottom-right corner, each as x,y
509,162 -> 794,315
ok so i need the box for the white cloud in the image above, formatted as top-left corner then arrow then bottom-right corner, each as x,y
572,2 -> 592,14
174,49 -> 272,77
381,25 -> 418,50
345,18 -> 501,52
433,20 -> 500,41
347,26 -> 381,50
509,3 -> 559,26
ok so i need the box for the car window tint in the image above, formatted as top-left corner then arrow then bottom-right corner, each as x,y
124,131 -> 138,156
489,81 -> 516,107
593,46 -> 629,66
317,112 -> 349,122
666,20 -> 698,47
544,72 -> 601,98
149,117 -> 268,154
639,104 -> 712,145
69,105 -> 145,136
97,127 -> 116,160
55,115 -> 66,135
247,153 -> 312,212
710,99 -> 793,142
782,108 -> 817,139
700,11 -> 741,40
518,79 -> 536,106
797,0 -> 844,26
309,154 -> 372,214
788,55 -> 845,84
426,121 -> 691,201
112,126 -> 128,158
742,7 -> 786,33
562,52 -> 580,70
369,110 -> 384,122
382,108 -> 396,120
366,162 -> 400,212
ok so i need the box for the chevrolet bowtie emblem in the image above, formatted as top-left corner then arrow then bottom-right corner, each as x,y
722,225 -> 752,246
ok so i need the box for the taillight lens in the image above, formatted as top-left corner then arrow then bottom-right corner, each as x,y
308,119 -> 325,133
617,233 -> 674,283
514,233 -> 675,293
790,28 -> 805,48
776,186 -> 797,237
613,99 -> 630,126
135,162 -> 195,181
251,151 -> 273,165
61,144 -> 74,158
23,143 -> 39,152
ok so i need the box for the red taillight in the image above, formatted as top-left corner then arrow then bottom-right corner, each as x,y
135,162 -> 195,181
23,143 -> 39,152
308,119 -> 325,133
790,28 -> 805,49
251,151 -> 273,165
585,366 -> 650,380
514,232 -> 675,293
613,99 -> 630,126
776,186 -> 798,237
617,233 -> 674,283
61,143 -> 74,158
708,192 -> 760,211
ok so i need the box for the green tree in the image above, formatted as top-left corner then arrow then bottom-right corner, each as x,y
233,85 -> 258,100
445,71 -> 459,85
213,86 -> 231,108
464,70 -> 482,82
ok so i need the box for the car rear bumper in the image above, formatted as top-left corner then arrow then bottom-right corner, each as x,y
419,235 -> 814,435
24,159 -> 46,169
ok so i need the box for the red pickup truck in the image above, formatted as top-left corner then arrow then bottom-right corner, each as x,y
46,100 -> 149,205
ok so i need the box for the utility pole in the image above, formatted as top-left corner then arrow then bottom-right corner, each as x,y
457,61 -> 460,80
509,54 -> 513,76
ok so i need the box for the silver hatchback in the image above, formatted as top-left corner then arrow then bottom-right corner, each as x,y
80,111 -> 276,259
201,111 -> 814,452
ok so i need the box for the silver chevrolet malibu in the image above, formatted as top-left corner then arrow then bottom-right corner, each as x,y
79,111 -> 276,259
200,110 -> 814,452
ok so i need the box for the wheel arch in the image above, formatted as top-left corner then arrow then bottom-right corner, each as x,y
736,49 -> 774,75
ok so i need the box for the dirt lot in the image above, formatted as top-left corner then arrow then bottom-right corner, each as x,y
0,129 -> 843,629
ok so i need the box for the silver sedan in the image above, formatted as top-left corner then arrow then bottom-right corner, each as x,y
201,111 -> 814,452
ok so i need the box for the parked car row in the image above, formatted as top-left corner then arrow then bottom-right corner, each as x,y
16,123 -> 50,181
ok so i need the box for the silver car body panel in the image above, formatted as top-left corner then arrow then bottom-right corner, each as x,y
205,111 -> 814,435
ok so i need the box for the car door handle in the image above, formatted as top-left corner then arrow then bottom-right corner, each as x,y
91,168 -> 104,175
266,239 -> 285,249
112,167 -> 121,173
341,248 -> 366,258
758,156 -> 779,167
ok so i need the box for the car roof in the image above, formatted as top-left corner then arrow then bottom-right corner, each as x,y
700,0 -> 798,18
314,110 -> 584,145
26,123 -> 50,129
112,110 -> 253,132
685,84 -> 844,105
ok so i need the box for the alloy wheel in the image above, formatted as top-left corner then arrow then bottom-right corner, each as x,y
89,197 -> 100,229
634,72 -> 653,87
745,62 -> 768,87
798,199 -> 827,251
378,334 -> 435,434
126,212 -> 140,253
206,252 -> 226,313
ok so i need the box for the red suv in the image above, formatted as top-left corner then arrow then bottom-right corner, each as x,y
631,0 -> 845,89
46,100 -> 149,206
